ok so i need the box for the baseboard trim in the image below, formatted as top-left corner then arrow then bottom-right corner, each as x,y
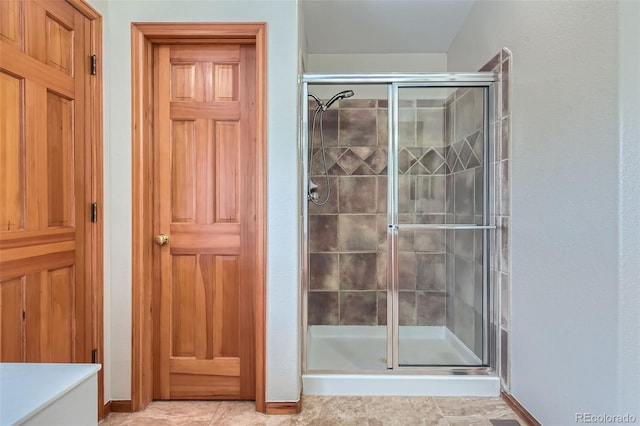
103,400 -> 111,418
109,400 -> 134,413
501,391 -> 541,426
265,396 -> 302,415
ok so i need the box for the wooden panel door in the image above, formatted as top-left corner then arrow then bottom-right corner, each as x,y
0,0 -> 94,364
153,44 -> 257,399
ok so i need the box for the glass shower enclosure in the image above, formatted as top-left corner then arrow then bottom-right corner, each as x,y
302,73 -> 496,374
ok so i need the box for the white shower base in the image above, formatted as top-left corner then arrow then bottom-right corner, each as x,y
308,325 -> 481,369
304,326 -> 499,397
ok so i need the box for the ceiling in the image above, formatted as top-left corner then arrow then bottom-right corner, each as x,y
301,0 -> 475,54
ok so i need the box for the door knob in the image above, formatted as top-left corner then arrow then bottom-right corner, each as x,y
155,234 -> 170,246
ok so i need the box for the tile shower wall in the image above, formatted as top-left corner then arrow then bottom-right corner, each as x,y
481,49 -> 512,390
308,98 -> 386,326
307,98 -> 449,327
444,87 -> 486,360
396,100 -> 448,327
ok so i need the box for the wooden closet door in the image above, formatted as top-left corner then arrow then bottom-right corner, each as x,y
153,44 -> 257,399
0,0 -> 93,364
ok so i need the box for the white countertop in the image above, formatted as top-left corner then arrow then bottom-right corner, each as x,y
0,363 -> 101,425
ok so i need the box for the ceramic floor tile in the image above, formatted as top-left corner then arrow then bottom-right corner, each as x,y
434,397 -> 518,418
100,401 -> 219,425
105,415 -> 210,426
141,400 -> 220,420
296,396 -> 447,426
99,412 -> 132,425
100,396 -> 525,426
210,401 -> 295,426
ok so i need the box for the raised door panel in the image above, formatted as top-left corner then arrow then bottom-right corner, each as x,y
46,266 -> 75,362
23,266 -> 75,362
1,265 -> 76,364
166,253 -> 241,397
0,0 -> 23,49
169,254 -> 240,360
0,277 -> 24,361
25,0 -> 75,72
171,121 -> 196,223
213,64 -> 238,102
0,71 -> 24,233
171,255 -> 196,357
45,14 -> 73,75
47,91 -> 74,227
214,122 -> 239,223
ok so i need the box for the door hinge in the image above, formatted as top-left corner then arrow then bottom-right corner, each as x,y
91,349 -> 98,363
91,202 -> 98,222
90,54 -> 97,75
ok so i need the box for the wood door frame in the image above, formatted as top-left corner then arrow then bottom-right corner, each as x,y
131,22 -> 267,413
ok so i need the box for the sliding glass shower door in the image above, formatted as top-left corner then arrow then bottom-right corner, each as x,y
302,74 -> 495,374
389,85 -> 491,367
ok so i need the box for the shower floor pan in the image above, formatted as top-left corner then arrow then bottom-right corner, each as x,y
308,325 -> 480,370
304,326 -> 499,396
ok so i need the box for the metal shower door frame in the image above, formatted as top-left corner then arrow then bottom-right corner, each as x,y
388,82 -> 495,370
301,73 -> 497,376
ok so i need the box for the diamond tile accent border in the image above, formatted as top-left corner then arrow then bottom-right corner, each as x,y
396,147 -> 448,176
322,147 -> 388,176
445,131 -> 484,173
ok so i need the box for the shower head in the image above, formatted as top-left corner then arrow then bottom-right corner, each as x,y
324,90 -> 354,110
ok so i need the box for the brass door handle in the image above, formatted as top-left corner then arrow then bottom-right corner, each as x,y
155,234 -> 170,246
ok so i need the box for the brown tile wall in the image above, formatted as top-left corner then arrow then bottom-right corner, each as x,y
396,100 -> 448,327
308,99 -> 386,326
443,53 -> 511,378
444,87 -> 486,360
486,49 -> 512,390
308,98 -> 448,327
477,48 -> 512,390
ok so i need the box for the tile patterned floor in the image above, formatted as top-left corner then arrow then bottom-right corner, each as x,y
100,396 -> 526,425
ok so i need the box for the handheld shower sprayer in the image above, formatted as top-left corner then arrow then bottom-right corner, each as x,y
324,90 -> 354,110
307,89 -> 355,206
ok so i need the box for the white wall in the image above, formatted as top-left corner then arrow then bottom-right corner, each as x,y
298,0 -> 308,72
448,1 -> 636,424
307,53 -> 447,72
91,0 -> 300,403
306,53 -> 447,99
617,0 -> 640,415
